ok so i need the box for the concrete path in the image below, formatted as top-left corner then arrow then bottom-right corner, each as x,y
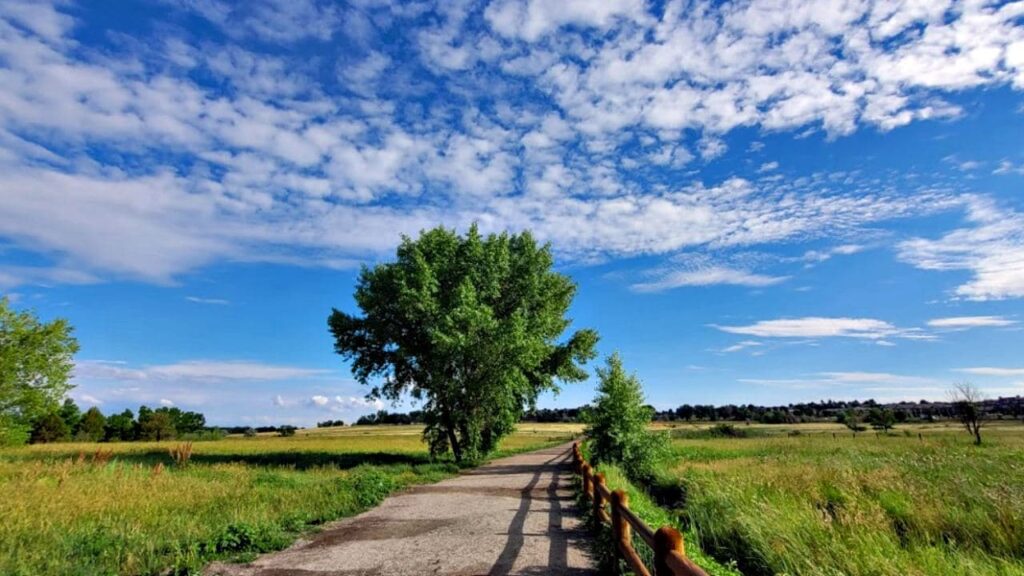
206,443 -> 596,576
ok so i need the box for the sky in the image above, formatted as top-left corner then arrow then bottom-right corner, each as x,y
1,0 -> 1023,426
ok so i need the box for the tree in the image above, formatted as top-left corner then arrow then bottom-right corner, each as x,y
840,409 -> 865,433
950,382 -> 985,445
0,298 -> 79,445
29,412 -> 70,443
104,409 -> 136,441
278,425 -> 297,437
58,398 -> 82,436
77,406 -> 106,441
585,354 -> 667,480
329,226 -> 598,462
139,410 -> 175,441
867,407 -> 896,433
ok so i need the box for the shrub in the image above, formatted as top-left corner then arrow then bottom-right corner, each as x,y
169,442 -> 194,467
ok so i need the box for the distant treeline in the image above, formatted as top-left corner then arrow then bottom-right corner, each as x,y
650,397 -> 1024,424
333,397 -> 1024,427
29,398 -> 216,444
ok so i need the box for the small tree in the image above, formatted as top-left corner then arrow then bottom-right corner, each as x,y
950,382 -> 985,445
140,411 -> 175,441
278,425 -> 297,437
0,298 -> 79,445
29,412 -> 70,443
840,409 -> 865,434
867,407 -> 896,433
585,353 -> 667,480
77,406 -> 106,442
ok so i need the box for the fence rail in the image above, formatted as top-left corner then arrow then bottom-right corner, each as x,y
572,442 -> 708,576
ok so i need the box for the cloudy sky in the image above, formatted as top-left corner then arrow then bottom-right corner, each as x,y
1,0 -> 1023,425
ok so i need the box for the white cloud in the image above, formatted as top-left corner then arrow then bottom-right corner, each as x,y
632,266 -> 787,292
75,360 -> 327,382
304,394 -> 385,412
485,0 -> 646,42
741,371 -> 941,390
721,340 -> 762,353
715,317 -> 930,340
757,161 -> 779,173
898,197 -> 1024,300
159,398 -> 175,406
927,316 -> 1016,329
956,367 -> 1024,377
186,296 -> 230,305
77,393 -> 102,405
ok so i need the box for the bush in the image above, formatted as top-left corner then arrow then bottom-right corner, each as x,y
278,426 -> 297,437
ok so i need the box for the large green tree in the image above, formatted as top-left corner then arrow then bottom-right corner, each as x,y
329,226 -> 598,462
0,298 -> 79,445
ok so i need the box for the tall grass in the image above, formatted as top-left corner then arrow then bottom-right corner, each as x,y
0,424 -> 577,575
666,424 -> 1024,576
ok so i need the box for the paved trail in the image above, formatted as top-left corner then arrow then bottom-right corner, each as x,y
207,443 -> 596,576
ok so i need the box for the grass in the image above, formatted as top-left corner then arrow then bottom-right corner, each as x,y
0,423 -> 580,576
589,463 -> 742,576
660,421 -> 1024,576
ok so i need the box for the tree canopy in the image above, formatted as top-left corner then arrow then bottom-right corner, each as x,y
329,226 -> 598,461
0,298 -> 79,445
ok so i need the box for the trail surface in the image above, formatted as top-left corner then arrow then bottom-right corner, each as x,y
207,443 -> 596,576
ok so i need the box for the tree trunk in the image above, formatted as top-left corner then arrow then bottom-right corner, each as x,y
446,426 -> 462,462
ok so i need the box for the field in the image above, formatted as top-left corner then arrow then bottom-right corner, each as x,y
656,421 -> 1024,576
0,423 -> 580,576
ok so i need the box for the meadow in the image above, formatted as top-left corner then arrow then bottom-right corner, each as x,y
0,423 -> 580,576
654,421 -> 1024,576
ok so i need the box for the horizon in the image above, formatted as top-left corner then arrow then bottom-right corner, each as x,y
2,0 -> 1023,427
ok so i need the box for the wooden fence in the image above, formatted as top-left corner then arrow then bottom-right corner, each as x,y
572,442 -> 708,576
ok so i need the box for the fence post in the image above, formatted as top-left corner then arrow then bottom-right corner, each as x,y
593,472 -> 607,521
654,526 -> 685,576
582,463 -> 593,499
611,489 -> 631,561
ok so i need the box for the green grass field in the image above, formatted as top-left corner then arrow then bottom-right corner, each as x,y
656,421 -> 1024,576
0,423 -> 580,576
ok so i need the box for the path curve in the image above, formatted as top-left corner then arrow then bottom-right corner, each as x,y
206,442 -> 596,576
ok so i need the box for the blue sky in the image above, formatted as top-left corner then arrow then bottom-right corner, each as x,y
1,0 -> 1023,426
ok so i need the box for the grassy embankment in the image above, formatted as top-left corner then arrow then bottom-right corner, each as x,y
0,423 -> 580,576
656,421 -> 1024,576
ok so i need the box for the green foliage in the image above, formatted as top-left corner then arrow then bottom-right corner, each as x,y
104,409 -> 135,442
58,398 -> 81,435
0,299 -> 79,445
277,426 -> 297,437
29,412 -> 70,443
76,407 -> 106,442
139,410 -> 175,441
585,353 -> 667,480
866,407 -> 896,432
839,409 -> 866,433
329,225 -> 598,462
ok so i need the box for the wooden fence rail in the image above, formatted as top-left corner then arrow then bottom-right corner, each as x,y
572,442 -> 708,576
